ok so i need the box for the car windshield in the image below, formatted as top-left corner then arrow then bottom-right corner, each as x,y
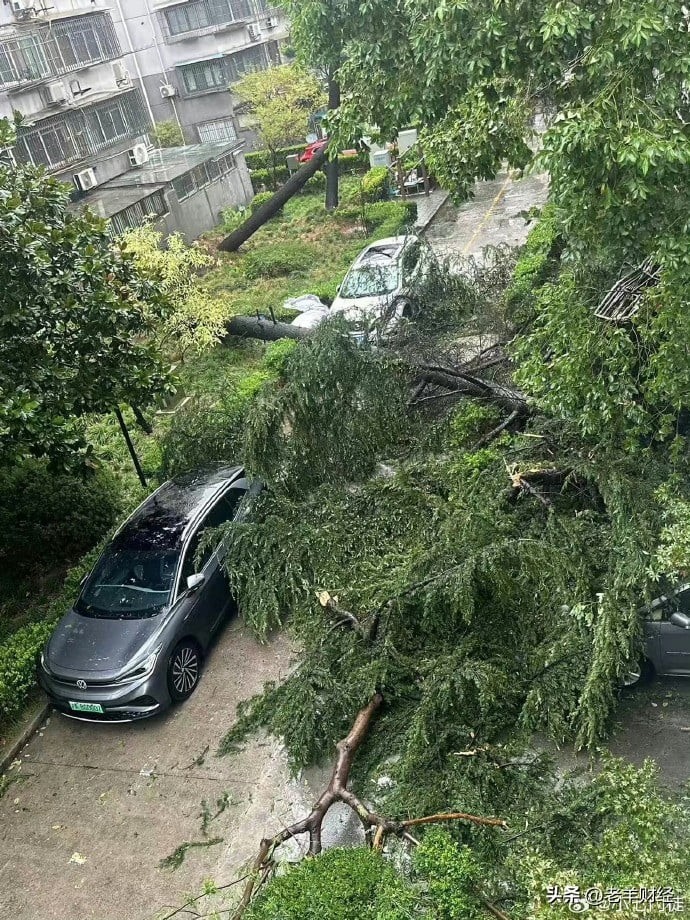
76,548 -> 179,619
339,260 -> 399,298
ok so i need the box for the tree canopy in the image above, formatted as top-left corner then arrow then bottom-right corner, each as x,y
0,119 -> 171,466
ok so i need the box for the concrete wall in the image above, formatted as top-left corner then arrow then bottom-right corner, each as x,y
154,152 -> 253,240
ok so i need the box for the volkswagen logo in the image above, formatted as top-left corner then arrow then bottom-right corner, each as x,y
76,679 -> 87,690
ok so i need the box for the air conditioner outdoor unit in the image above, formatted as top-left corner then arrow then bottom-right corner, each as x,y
45,81 -> 68,104
247,25 -> 261,41
10,0 -> 34,20
265,16 -> 275,28
73,167 -> 98,192
113,61 -> 131,86
128,143 -> 150,167
160,83 -> 177,99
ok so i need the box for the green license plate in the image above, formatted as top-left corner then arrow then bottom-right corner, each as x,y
69,701 -> 104,714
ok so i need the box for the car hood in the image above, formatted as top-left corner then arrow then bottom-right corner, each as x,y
46,607 -> 167,676
330,295 -> 388,324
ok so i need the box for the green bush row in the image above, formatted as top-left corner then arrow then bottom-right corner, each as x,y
245,144 -> 305,171
249,152 -> 371,193
335,199 -> 418,235
0,461 -> 121,587
0,545 -> 103,725
250,166 -> 290,191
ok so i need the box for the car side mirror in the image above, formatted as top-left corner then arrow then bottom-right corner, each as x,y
186,573 -> 205,593
669,611 -> 690,629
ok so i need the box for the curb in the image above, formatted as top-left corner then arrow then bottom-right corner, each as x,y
415,191 -> 450,232
0,702 -> 50,776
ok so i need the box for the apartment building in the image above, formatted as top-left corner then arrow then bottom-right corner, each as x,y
0,0 -> 286,237
119,0 -> 288,148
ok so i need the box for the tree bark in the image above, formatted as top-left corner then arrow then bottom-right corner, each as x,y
218,147 -> 328,252
224,314 -> 310,342
325,75 -> 341,212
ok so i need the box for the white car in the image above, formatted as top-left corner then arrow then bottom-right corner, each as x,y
330,235 -> 439,331
289,236 -> 439,336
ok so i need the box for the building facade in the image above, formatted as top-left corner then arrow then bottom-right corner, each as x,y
0,0 -> 287,237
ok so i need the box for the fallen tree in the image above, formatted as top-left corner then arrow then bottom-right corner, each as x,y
233,693 -> 507,920
224,313 -> 309,342
218,147 -> 328,252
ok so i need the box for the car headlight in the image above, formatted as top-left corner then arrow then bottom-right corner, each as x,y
116,647 -> 161,683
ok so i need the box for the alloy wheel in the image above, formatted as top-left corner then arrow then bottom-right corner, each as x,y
169,643 -> 200,700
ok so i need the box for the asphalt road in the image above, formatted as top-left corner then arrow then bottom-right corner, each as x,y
1,168 -> 688,920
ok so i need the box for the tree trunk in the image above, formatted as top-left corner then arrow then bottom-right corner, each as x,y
224,313 -> 310,342
325,75 -> 341,212
218,147 -> 328,252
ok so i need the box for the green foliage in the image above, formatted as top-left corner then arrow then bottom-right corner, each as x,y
0,546 -> 102,723
502,205 -> 563,323
160,370 -> 269,477
221,205 -> 249,234
250,166 -> 290,191
414,829 -> 483,920
250,191 -> 282,215
360,166 -> 390,202
0,135 -> 171,464
245,144 -> 306,171
243,322 -> 411,497
243,242 -> 315,280
447,404 -> 502,450
0,461 -> 120,585
245,847 -> 424,920
235,65 -> 326,187
262,339 -> 298,374
303,169 -> 326,191
121,224 -> 229,355
152,120 -> 184,148
420,80 -> 532,202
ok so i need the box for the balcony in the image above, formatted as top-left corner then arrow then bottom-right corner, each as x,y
176,40 -> 280,97
156,0 -> 273,43
13,87 -> 151,172
0,12 -> 122,92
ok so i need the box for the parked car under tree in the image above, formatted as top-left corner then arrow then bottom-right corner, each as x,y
38,466 -> 259,722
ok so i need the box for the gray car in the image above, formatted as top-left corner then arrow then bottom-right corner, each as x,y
627,584 -> 690,684
38,465 -> 259,722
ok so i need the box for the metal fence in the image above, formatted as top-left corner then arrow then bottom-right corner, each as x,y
0,12 -> 121,89
157,0 -> 270,41
14,88 -> 151,171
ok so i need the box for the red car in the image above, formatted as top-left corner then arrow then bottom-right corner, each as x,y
298,139 -> 328,163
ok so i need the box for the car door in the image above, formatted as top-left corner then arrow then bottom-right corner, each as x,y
655,585 -> 690,675
176,482 -> 249,646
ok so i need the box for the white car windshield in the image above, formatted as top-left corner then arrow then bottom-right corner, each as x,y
340,261 -> 399,298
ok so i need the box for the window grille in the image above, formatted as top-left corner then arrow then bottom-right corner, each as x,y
197,118 -> 237,143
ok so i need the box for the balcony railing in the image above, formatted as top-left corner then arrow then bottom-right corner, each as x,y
0,12 -> 122,91
13,88 -> 151,172
157,0 -> 272,42
177,39 -> 280,96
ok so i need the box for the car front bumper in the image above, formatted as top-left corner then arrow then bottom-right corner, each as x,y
37,665 -> 172,723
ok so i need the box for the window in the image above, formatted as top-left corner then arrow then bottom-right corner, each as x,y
166,3 -> 210,36
215,152 -> 237,175
92,101 -> 127,143
179,58 -> 227,94
197,118 -> 237,144
173,171 -> 196,201
180,488 -> 245,582
110,191 -> 168,237
17,122 -> 77,169
226,45 -> 267,81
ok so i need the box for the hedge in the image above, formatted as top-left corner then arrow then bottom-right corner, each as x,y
249,149 -> 371,193
360,166 -> 390,202
0,545 -> 103,725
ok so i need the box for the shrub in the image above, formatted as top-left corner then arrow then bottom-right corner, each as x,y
502,204 -> 563,323
152,119 -> 184,148
262,339 -> 298,374
338,150 -> 370,173
0,544 -> 103,724
0,461 -> 121,585
311,279 -> 341,305
221,205 -> 248,233
250,165 -> 291,192
243,242 -> 314,280
250,191 -> 282,216
366,199 -> 417,234
245,847 -> 423,920
303,170 -> 326,191
160,371 -> 270,477
361,166 -> 390,202
245,144 -> 304,171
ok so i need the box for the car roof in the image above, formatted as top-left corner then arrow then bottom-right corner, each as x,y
112,465 -> 244,552
354,236 -> 411,268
